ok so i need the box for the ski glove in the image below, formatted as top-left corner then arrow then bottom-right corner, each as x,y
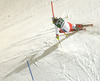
64,33 -> 68,36
56,34 -> 59,40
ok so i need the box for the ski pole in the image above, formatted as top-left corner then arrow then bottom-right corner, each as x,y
27,60 -> 34,81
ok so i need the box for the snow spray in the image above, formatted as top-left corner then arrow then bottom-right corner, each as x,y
27,60 -> 34,81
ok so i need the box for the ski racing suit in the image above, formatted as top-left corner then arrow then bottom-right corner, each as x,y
54,18 -> 76,36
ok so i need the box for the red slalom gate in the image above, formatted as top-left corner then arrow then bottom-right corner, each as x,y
51,1 -> 55,17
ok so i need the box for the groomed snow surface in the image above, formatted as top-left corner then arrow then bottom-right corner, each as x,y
0,0 -> 100,81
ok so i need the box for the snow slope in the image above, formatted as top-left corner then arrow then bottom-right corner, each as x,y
0,0 -> 100,81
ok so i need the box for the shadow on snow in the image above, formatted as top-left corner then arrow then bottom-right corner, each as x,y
4,31 -> 77,79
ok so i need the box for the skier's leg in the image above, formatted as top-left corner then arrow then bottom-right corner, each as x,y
75,24 -> 85,31
76,24 -> 93,30
76,24 -> 83,27
76,24 -> 93,27
71,24 -> 93,31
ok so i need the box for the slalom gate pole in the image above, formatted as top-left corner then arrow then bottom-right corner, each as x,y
51,1 -> 55,17
27,60 -> 34,81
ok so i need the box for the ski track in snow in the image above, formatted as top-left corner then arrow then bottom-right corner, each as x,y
0,0 -> 100,81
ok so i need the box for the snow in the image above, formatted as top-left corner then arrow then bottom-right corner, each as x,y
0,0 -> 100,81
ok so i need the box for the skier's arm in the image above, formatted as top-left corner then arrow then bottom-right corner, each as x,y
55,25 -> 59,35
55,25 -> 59,40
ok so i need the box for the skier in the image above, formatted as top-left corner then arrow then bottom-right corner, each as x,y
52,17 -> 93,40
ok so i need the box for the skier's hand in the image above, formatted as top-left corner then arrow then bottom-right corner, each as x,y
64,33 -> 68,36
56,34 -> 59,40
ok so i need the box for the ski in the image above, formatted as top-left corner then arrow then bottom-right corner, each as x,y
83,24 -> 93,27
